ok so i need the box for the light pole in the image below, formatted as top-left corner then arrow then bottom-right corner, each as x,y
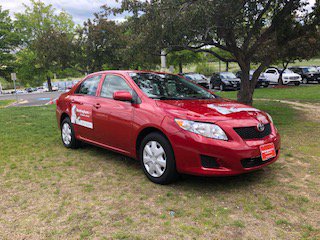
11,73 -> 18,103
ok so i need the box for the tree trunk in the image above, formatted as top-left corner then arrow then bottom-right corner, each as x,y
237,63 -> 254,105
279,61 -> 289,85
226,62 -> 229,72
47,76 -> 52,92
278,71 -> 284,85
179,61 -> 183,74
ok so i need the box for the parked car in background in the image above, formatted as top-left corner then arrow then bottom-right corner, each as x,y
289,66 -> 320,84
236,70 -> 270,88
56,70 -> 280,184
210,72 -> 241,91
180,73 -> 209,88
264,68 -> 302,85
25,87 -> 34,93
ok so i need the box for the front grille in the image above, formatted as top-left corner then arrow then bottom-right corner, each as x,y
241,150 -> 278,168
289,76 -> 299,80
234,123 -> 271,140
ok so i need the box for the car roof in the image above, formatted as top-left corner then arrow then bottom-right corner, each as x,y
86,70 -> 180,76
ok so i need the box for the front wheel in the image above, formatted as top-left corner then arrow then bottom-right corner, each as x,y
139,132 -> 178,184
302,78 -> 308,84
219,84 -> 225,91
61,117 -> 80,149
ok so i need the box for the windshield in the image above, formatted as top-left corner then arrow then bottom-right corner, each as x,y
283,69 -> 294,74
220,72 -> 237,79
303,67 -> 318,73
130,73 -> 215,100
185,74 -> 205,81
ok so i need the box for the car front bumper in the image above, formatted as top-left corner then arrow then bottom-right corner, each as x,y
224,84 -> 240,90
169,126 -> 281,176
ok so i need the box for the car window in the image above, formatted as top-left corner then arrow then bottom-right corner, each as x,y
100,75 -> 132,98
220,72 -> 237,79
76,75 -> 101,96
130,72 -> 215,100
266,69 -> 276,74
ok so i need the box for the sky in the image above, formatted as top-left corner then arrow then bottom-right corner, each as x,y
0,0 -> 316,25
0,0 -> 123,24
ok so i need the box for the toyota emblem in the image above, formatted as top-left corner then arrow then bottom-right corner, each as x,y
257,123 -> 265,132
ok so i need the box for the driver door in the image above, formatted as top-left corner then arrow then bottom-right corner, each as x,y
92,74 -> 135,153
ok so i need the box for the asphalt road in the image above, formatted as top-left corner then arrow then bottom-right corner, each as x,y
0,91 -> 62,107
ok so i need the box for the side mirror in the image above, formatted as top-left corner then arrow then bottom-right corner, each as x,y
113,90 -> 133,102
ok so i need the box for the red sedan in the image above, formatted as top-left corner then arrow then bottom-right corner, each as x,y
56,71 -> 280,184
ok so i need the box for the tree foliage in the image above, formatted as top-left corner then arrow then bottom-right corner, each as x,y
0,6 -> 20,80
14,0 -> 75,89
109,0 -> 320,104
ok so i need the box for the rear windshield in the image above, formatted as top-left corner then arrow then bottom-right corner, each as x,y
129,73 -> 215,100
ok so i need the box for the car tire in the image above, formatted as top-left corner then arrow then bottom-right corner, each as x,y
61,117 -> 80,149
219,84 -> 225,91
302,78 -> 308,84
139,132 -> 178,184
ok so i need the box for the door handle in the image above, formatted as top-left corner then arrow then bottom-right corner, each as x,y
94,103 -> 101,109
71,100 -> 83,105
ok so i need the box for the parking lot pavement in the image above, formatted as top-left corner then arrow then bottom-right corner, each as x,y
0,91 -> 62,107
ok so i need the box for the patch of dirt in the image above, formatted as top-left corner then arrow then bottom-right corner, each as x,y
279,100 -> 320,122
259,99 -> 320,122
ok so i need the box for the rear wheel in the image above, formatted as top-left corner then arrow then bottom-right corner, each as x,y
61,117 -> 80,149
139,132 -> 178,184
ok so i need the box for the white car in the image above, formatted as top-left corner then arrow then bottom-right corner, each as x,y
264,68 -> 302,85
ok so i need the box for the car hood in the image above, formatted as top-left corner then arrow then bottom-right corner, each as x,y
156,98 -> 269,125
283,73 -> 300,77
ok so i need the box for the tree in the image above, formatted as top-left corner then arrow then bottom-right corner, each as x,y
272,18 -> 320,84
14,0 -> 74,90
0,6 -> 20,80
167,50 -> 202,73
74,10 -> 129,73
109,0 -> 320,105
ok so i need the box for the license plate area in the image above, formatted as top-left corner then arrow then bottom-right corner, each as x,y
260,143 -> 276,161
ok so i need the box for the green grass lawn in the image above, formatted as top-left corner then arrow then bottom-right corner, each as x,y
0,99 -> 15,108
0,98 -> 319,239
216,85 -> 320,102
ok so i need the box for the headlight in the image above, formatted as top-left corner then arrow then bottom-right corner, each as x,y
266,113 -> 273,123
222,80 -> 231,85
175,119 -> 228,140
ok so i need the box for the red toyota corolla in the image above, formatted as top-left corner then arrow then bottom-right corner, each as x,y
56,70 -> 280,184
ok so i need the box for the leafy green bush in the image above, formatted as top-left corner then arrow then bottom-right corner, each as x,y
0,77 -> 14,90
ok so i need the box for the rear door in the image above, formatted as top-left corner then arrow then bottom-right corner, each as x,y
92,74 -> 135,153
70,74 -> 102,141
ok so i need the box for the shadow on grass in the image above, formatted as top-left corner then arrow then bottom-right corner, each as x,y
80,142 -> 276,193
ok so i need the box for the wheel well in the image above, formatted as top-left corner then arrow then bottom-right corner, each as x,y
60,113 -> 69,127
136,127 -> 168,158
